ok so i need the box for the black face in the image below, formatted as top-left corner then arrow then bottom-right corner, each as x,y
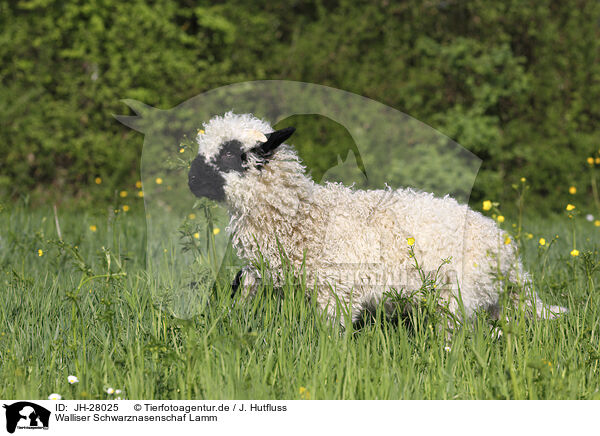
188,127 -> 296,202
188,140 -> 245,202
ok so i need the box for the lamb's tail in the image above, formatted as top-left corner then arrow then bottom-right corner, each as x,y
510,267 -> 568,319
538,303 -> 568,319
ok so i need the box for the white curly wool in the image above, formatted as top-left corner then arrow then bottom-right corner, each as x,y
197,112 -> 274,161
197,113 -> 565,324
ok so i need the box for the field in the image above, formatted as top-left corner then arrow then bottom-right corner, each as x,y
1,198 -> 600,400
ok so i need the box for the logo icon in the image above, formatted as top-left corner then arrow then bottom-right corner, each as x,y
2,402 -> 50,434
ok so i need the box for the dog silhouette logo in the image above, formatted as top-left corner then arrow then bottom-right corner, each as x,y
2,402 -> 50,434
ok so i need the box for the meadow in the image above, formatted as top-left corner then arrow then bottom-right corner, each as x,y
1,188 -> 600,401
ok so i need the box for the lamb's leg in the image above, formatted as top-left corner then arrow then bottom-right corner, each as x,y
231,266 -> 261,298
316,291 -> 360,328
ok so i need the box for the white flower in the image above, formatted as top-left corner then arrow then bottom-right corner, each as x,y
116,397 -> 122,400
444,346 -> 451,352
587,214 -> 594,222
67,375 -> 79,384
48,393 -> 62,400
115,389 -> 122,395
106,387 -> 115,395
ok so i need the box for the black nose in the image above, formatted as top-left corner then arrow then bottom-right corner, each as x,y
188,155 -> 226,202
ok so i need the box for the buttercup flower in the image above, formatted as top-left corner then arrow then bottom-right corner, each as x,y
213,228 -> 220,235
504,236 -> 511,245
569,186 -> 576,194
122,205 -> 130,212
482,200 -> 492,211
119,190 -> 127,198
179,148 -> 185,153
539,238 -> 546,246
520,177 -> 526,183
95,177 -> 102,184
37,249 -> 43,257
595,220 -> 600,227
89,225 -> 97,232
407,237 -> 415,246
135,181 -> 142,189
188,213 -> 196,219
193,232 -> 200,239
587,157 -> 595,165
497,215 -> 505,223
137,191 -> 144,198
571,249 -> 580,257
155,177 -> 163,185
566,204 -> 575,211
299,386 -> 310,399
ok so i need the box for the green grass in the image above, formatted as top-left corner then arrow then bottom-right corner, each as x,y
1,200 -> 600,400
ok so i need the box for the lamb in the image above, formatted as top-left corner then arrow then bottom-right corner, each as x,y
188,112 -> 566,325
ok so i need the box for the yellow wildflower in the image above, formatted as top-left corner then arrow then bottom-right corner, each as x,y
588,157 -> 595,165
539,238 -> 546,246
155,177 -> 163,185
135,181 -> 142,189
90,225 -> 97,232
119,190 -> 127,198
504,236 -> 511,245
526,233 -> 533,239
193,232 -> 200,239
213,227 -> 220,235
497,215 -> 505,223
122,205 -> 130,212
188,213 -> 196,220
571,249 -> 580,257
520,177 -> 526,183
95,177 -> 102,185
179,148 -> 185,153
566,204 -> 575,211
482,200 -> 492,211
595,220 -> 600,227
299,386 -> 310,399
37,249 -> 43,257
596,157 -> 600,165
568,186 -> 576,194
407,237 -> 415,246
137,191 -> 144,198
197,129 -> 205,135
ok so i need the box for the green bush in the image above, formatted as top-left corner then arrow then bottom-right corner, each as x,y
0,0 -> 598,213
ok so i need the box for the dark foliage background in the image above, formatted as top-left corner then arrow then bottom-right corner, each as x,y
1,0 -> 598,212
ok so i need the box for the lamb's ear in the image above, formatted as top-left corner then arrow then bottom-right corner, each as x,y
252,127 -> 295,158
